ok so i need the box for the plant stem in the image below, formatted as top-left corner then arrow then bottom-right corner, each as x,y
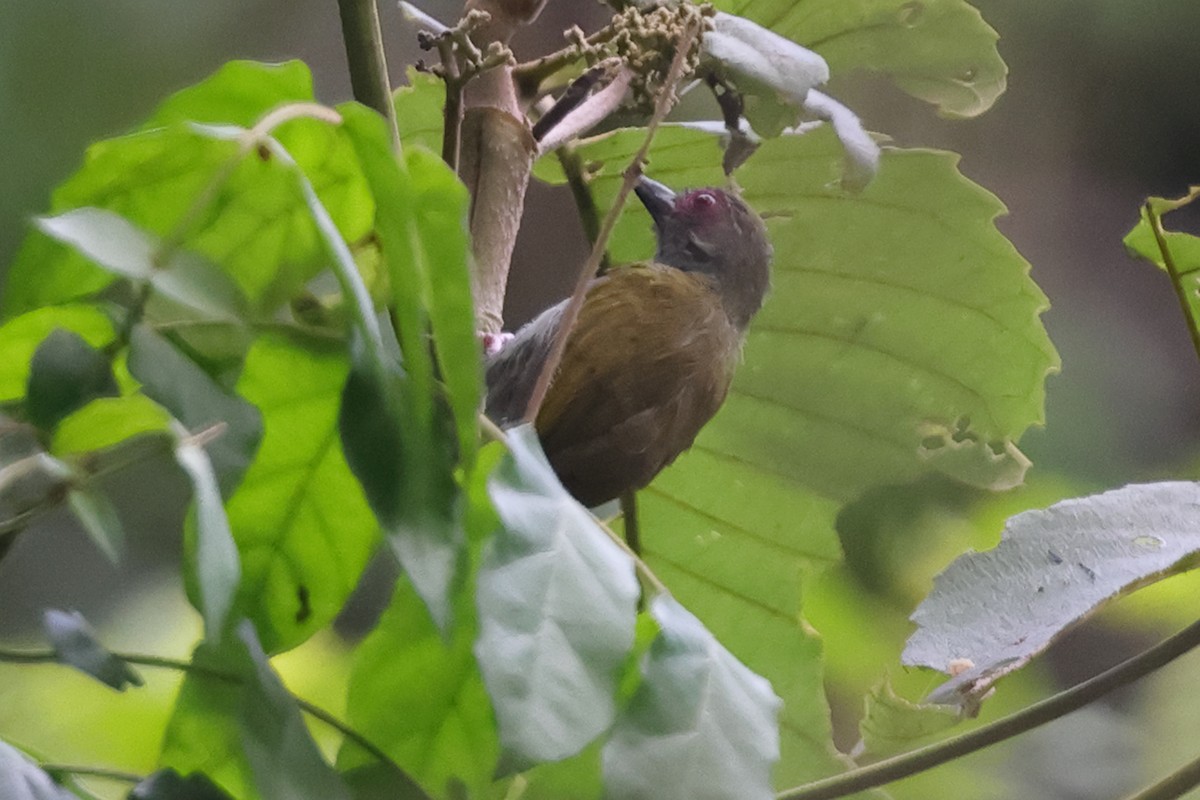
776,618 -> 1200,800
1145,199 -> 1200,364
336,0 -> 402,154
556,143 -> 609,272
0,646 -> 421,795
41,764 -> 143,784
521,19 -> 701,422
1121,752 -> 1200,800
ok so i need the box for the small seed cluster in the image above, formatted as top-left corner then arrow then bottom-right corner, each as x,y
567,3 -> 715,113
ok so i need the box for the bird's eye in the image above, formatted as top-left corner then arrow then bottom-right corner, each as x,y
693,192 -> 718,208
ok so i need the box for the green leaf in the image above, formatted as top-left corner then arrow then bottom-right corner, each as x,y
538,123 -> 1053,789
0,739 -> 76,800
51,393 -> 173,456
36,208 -> 250,322
339,764 -> 435,800
25,329 -> 119,431
4,61 -> 372,317
336,105 -> 479,630
130,769 -> 235,800
0,305 -> 115,402
127,324 -> 262,497
538,125 -> 1057,498
857,679 -> 961,758
160,621 -> 350,800
143,60 -> 316,129
340,579 -> 497,799
42,608 -> 143,690
223,335 -> 377,653
341,105 -> 480,465
65,487 -> 126,564
392,70 -> 448,154
338,350 -> 462,632
478,425 -> 639,771
710,0 -> 1006,118
1123,187 -> 1200,341
603,595 -> 781,800
905,482 -> 1200,708
174,424 -> 241,644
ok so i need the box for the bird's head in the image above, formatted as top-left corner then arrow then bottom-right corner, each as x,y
635,176 -> 773,329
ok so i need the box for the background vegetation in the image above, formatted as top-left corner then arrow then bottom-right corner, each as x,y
3,1 -> 1200,798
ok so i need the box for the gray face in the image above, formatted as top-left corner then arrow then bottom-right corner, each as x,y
635,176 -> 773,329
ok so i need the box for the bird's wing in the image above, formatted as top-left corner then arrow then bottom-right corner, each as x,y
535,265 -> 741,500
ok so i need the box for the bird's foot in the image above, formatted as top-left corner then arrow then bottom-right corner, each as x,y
480,331 -> 515,357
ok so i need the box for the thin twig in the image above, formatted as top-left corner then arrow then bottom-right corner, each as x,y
521,19 -> 701,422
775,617 -> 1200,800
1120,751 -> 1200,800
512,27 -> 619,97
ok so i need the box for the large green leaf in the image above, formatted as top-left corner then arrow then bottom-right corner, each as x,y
340,579 -> 498,799
538,125 -> 1057,499
537,123 -> 1053,790
710,0 -> 1006,118
24,329 -> 119,431
160,622 -> 350,800
221,335 -> 378,653
3,61 -> 371,318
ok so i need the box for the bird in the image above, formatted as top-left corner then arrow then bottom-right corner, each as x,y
485,175 -> 773,507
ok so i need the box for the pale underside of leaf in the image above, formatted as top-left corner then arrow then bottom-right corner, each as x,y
904,481 -> 1200,708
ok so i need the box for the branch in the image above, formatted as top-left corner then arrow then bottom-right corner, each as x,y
775,617 -> 1200,800
1121,751 -> 1200,800
521,19 -> 702,422
337,0 -> 401,153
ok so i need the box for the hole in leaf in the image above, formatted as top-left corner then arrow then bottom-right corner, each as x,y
898,1 -> 924,26
920,435 -> 945,451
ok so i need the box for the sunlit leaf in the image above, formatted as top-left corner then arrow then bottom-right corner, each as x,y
25,329 -> 118,431
42,608 -> 143,690
478,425 -> 639,771
160,622 -> 350,800
3,61 -> 371,318
905,482 -> 1200,709
710,0 -> 1006,118
0,305 -> 115,402
51,393 -> 173,456
603,595 -> 780,800
340,579 -> 497,799
1123,187 -> 1200,345
223,335 -> 377,653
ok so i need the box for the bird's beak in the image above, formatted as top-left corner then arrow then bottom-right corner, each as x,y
634,176 -> 676,224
